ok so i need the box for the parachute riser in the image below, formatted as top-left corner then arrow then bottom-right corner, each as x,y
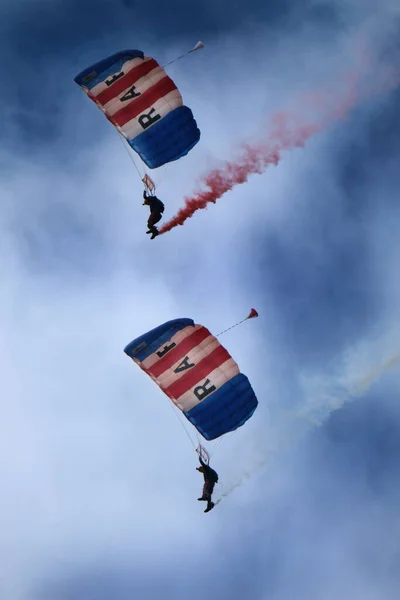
161,41 -> 204,69
215,309 -> 258,337
216,318 -> 250,338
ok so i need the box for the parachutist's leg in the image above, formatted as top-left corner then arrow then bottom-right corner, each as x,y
148,212 -> 162,228
147,215 -> 155,233
202,482 -> 212,502
153,212 -> 163,226
147,212 -> 161,238
150,227 -> 159,240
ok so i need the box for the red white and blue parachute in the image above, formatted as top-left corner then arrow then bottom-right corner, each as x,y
74,48 -> 201,169
124,316 -> 258,441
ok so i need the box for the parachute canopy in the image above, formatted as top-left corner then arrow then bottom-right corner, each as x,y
74,49 -> 200,169
124,318 -> 258,441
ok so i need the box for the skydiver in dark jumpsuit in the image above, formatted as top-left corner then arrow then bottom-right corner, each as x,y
143,190 -> 164,239
196,456 -> 219,513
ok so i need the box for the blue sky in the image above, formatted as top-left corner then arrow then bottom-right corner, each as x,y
1,1 -> 400,599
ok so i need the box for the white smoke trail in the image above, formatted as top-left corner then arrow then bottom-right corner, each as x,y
214,330 -> 400,505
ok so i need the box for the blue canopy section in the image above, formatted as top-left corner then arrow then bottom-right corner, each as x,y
74,50 -> 144,89
124,318 -> 194,362
184,374 -> 258,441
129,106 -> 200,169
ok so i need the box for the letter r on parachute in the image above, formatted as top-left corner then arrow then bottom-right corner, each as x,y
193,379 -> 217,401
139,108 -> 162,130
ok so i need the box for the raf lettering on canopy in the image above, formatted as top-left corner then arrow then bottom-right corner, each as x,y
174,356 -> 195,373
155,340 -> 217,403
194,380 -> 217,401
105,71 -> 125,86
105,72 -> 141,101
138,108 -> 162,129
105,69 -> 162,130
120,86 -> 141,101
156,342 -> 176,358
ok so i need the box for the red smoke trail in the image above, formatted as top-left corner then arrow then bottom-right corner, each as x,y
158,63 -> 399,235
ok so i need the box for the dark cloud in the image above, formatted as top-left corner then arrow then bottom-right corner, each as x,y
0,0 -> 344,111
0,0 -> 378,155
2,0 -> 342,60
337,89 -> 400,201
313,391 -> 400,496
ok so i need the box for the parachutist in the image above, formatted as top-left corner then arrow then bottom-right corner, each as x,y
197,456 -> 218,513
143,190 -> 164,239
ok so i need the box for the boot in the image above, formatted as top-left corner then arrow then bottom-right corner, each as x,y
150,228 -> 159,240
204,502 -> 214,513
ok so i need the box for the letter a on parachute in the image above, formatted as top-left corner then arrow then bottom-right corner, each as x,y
124,318 -> 258,441
74,49 -> 200,169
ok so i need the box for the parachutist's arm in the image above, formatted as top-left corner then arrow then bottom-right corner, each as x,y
143,190 -> 150,200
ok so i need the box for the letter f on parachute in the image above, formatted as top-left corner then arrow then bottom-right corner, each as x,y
124,313 -> 258,441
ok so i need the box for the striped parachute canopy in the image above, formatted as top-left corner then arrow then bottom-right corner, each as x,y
124,318 -> 258,441
74,49 -> 200,169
